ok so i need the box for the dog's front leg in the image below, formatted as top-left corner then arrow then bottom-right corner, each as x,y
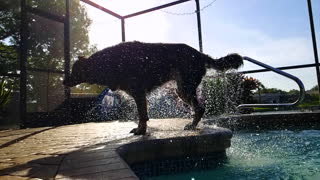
130,91 -> 148,135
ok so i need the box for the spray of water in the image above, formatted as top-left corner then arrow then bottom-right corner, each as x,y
85,71 -> 250,122
85,81 -> 192,121
202,70 -> 244,118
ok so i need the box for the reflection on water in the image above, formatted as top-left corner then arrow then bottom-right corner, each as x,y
148,130 -> 320,180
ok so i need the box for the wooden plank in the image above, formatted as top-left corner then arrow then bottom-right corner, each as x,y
56,162 -> 127,178
59,157 -> 121,171
0,176 -> 31,180
57,169 -> 138,180
64,151 -> 118,162
65,148 -> 116,159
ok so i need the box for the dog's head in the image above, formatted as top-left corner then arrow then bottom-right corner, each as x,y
63,56 -> 88,87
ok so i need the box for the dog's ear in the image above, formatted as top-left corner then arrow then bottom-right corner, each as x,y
75,56 -> 90,75
76,56 -> 88,70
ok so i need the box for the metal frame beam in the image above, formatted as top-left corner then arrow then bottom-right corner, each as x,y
0,73 -> 20,78
123,0 -> 191,19
195,0 -> 203,52
28,68 -> 64,74
20,0 -> 27,127
64,0 -> 71,100
307,0 -> 320,100
121,18 -> 126,42
240,63 -> 319,74
80,0 -> 122,19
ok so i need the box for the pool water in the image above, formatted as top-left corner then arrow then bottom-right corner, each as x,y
147,130 -> 320,180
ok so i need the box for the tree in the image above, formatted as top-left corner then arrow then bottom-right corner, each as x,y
0,0 -> 96,111
288,89 -> 299,95
309,85 -> 319,92
0,0 -> 20,74
259,88 -> 286,94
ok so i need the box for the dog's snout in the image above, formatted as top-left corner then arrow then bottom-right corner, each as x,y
63,79 -> 71,87
63,78 -> 67,85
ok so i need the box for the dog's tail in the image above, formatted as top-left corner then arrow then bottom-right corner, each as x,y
205,53 -> 243,71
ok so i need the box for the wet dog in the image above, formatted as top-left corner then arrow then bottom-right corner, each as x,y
63,41 -> 243,135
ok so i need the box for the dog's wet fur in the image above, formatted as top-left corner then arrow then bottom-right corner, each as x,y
64,41 -> 243,135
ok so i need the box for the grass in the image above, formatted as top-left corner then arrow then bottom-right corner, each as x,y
298,101 -> 320,108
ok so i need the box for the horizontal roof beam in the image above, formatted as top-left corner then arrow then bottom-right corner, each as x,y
80,0 -> 122,19
240,63 -> 319,74
123,0 -> 192,19
0,73 -> 20,78
27,67 -> 64,74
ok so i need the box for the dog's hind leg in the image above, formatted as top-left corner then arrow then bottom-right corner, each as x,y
176,78 -> 205,130
129,90 -> 148,135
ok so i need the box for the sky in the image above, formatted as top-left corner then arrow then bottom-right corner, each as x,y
80,0 -> 320,91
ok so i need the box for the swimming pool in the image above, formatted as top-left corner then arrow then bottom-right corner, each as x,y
146,130 -> 320,180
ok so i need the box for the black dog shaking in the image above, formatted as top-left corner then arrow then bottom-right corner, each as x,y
64,41 -> 243,135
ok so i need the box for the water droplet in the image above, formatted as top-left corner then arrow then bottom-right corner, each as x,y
305,141 -> 310,146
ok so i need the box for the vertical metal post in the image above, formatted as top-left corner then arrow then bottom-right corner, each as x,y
307,0 -> 320,101
64,0 -> 71,121
121,18 -> 126,42
20,0 -> 27,127
64,0 -> 71,100
195,0 -> 203,52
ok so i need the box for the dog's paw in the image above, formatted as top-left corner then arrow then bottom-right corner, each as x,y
130,127 -> 146,135
184,123 -> 197,130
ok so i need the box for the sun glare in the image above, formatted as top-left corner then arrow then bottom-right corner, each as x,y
82,0 -> 177,49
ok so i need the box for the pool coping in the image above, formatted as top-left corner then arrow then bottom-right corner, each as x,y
116,128 -> 232,179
